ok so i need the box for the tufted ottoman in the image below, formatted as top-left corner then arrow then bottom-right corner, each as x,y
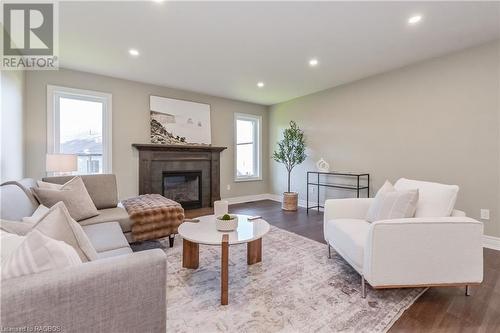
121,194 -> 185,246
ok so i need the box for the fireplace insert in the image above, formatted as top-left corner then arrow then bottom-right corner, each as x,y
162,171 -> 202,209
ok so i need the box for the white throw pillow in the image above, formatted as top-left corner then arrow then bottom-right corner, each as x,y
374,180 -> 395,197
22,204 -> 50,224
394,178 -> 459,217
1,230 -> 82,280
0,230 -> 25,265
366,188 -> 419,223
31,202 -> 98,262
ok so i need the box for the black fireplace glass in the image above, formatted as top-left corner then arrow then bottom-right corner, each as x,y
162,171 -> 202,209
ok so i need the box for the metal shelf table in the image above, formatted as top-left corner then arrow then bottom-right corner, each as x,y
306,171 -> 370,214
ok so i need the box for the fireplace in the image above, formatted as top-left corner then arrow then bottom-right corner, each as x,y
163,171 -> 202,209
132,144 -> 227,209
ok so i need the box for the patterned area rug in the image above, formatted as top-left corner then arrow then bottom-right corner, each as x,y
161,226 -> 425,333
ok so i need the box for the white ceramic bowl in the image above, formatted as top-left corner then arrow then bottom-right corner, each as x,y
216,215 -> 238,231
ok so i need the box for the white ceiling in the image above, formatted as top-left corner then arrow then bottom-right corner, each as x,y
59,1 -> 500,105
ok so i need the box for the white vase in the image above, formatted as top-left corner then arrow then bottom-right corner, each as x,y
214,200 -> 229,216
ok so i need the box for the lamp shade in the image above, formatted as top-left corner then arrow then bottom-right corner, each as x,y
46,154 -> 78,173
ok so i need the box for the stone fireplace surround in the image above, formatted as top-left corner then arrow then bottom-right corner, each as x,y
132,144 -> 227,208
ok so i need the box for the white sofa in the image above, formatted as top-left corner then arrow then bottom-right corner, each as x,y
323,179 -> 484,298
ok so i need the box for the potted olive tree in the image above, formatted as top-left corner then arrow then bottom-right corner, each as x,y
272,121 -> 306,211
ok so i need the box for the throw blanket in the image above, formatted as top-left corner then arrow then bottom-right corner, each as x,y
121,194 -> 185,242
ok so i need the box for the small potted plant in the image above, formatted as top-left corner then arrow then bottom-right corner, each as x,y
216,213 -> 238,231
272,120 -> 307,211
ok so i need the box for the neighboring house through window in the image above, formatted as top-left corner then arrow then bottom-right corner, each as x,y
235,113 -> 261,181
47,85 -> 112,174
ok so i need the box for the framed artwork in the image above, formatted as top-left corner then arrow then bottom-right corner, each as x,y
150,95 -> 211,145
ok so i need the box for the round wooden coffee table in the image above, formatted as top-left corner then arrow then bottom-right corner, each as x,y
178,214 -> 270,305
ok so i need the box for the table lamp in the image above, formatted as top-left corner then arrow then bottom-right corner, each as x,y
46,153 -> 78,175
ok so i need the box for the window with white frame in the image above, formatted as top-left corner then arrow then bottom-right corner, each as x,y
235,113 -> 261,181
47,85 -> 112,174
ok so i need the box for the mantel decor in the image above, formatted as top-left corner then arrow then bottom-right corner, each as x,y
132,144 -> 227,209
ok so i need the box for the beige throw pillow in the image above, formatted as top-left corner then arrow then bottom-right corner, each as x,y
0,219 -> 35,236
30,202 -> 98,262
2,230 -> 82,280
366,180 -> 419,222
32,177 -> 99,221
36,180 -> 63,190
22,204 -> 50,224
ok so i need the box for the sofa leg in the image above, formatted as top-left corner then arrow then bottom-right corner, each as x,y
465,285 -> 471,296
328,244 -> 331,259
361,276 -> 366,299
169,234 -> 175,248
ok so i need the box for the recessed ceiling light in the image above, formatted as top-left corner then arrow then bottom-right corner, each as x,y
408,15 -> 422,25
152,0 -> 165,3
257,82 -> 264,88
309,58 -> 319,67
128,49 -> 140,57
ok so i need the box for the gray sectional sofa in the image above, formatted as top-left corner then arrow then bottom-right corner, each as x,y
0,175 -> 167,332
41,174 -> 135,244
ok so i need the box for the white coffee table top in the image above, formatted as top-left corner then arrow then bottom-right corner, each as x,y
178,214 -> 270,245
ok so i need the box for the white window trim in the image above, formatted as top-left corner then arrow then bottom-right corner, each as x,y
234,112 -> 262,182
47,85 -> 112,174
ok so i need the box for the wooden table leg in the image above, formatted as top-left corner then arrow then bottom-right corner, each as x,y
182,239 -> 199,269
221,234 -> 229,305
247,238 -> 262,265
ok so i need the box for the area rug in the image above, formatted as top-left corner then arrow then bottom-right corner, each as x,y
161,226 -> 426,333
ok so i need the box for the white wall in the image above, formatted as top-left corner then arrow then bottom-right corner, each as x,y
269,41 -> 500,238
1,71 -> 25,182
24,68 -> 269,200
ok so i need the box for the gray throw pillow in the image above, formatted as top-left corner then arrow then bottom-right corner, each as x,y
32,176 -> 99,221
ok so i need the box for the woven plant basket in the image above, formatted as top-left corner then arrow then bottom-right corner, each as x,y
282,192 -> 298,211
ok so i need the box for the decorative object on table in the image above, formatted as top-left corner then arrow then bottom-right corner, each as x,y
315,158 -> 330,172
306,171 -> 370,214
215,214 -> 238,231
121,194 -> 185,246
45,153 -> 77,176
272,120 -> 307,211
213,200 -> 229,216
149,95 -> 211,145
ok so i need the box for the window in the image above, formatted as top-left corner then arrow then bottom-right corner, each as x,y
235,113 -> 261,181
47,85 -> 112,174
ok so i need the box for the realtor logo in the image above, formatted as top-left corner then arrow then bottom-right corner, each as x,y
1,2 -> 58,70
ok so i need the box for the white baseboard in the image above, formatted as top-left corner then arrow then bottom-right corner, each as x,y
224,193 -> 324,211
266,193 -> 281,203
483,235 -> 500,251
267,193 -> 324,211
223,193 -> 274,205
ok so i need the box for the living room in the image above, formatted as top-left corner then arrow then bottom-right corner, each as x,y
1,1 -> 499,332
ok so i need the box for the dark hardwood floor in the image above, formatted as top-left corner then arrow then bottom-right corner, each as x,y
185,200 -> 500,333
